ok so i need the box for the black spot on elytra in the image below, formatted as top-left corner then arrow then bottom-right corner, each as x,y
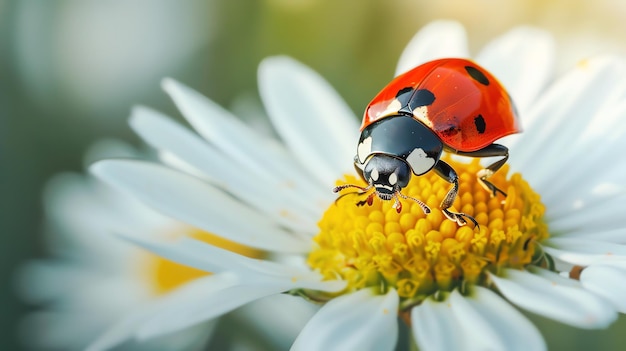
408,89 -> 436,109
396,87 -> 414,98
465,66 -> 490,86
397,88 -> 436,116
395,87 -> 414,105
474,115 -> 486,134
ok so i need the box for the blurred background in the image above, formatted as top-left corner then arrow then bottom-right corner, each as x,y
2,0 -> 626,349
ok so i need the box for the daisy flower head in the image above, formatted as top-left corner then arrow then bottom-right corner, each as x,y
90,20 -> 626,350
18,140 -> 314,350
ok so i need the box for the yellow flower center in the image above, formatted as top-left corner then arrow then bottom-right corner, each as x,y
308,156 -> 548,307
147,230 -> 262,295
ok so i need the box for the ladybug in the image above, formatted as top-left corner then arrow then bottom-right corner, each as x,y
334,58 -> 520,226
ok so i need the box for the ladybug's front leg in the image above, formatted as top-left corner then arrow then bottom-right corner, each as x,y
433,161 -> 478,227
456,144 -> 509,197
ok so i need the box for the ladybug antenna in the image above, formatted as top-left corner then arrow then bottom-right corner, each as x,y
334,183 -> 431,216
333,183 -> 371,193
333,183 -> 375,207
333,189 -> 364,205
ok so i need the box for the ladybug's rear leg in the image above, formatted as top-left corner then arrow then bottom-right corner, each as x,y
456,144 -> 509,197
434,161 -> 478,227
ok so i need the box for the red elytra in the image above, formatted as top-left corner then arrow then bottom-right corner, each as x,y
362,58 -> 520,152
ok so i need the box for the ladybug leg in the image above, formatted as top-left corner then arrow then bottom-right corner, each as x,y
434,161 -> 478,227
396,191 -> 431,215
456,144 -> 509,197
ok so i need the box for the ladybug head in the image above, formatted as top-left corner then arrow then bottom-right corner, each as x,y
334,153 -> 431,214
362,154 -> 411,200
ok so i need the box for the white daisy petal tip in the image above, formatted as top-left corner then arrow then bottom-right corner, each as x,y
259,55 -> 299,72
160,76 -> 181,94
580,263 -> 626,313
475,26 -> 555,113
395,20 -> 469,76
161,77 -> 208,114
130,103 -> 155,119
477,25 -> 555,63
129,105 -> 166,131
89,159 -> 113,180
258,53 -> 359,183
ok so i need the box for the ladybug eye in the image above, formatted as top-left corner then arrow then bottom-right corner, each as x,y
393,163 -> 411,188
388,173 -> 398,185
370,168 -> 379,182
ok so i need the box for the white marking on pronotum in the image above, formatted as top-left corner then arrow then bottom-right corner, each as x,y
357,136 -> 373,164
406,148 -> 435,175
388,173 -> 398,185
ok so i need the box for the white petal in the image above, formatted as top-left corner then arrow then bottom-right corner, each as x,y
534,119 -> 626,206
547,181 -> 626,223
87,274 -> 237,351
411,296 -> 464,351
20,310 -> 106,350
581,262 -> 626,313
116,232 -> 345,292
490,269 -> 617,329
476,26 -> 554,114
450,288 -> 545,351
138,279 -> 288,340
17,260 -> 86,304
547,190 -> 626,235
82,138 -> 141,165
258,56 -> 359,184
16,259 -> 145,309
90,159 -> 309,253
292,288 -> 398,351
556,227 -> 626,244
161,78 -> 328,203
511,57 -> 626,176
233,294 -> 318,350
395,20 -> 469,76
41,172 -> 171,263
130,106 -> 319,233
543,238 -> 626,265
580,100 -> 626,142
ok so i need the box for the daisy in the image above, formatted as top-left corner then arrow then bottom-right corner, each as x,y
89,20 -> 626,350
18,140 -> 315,350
